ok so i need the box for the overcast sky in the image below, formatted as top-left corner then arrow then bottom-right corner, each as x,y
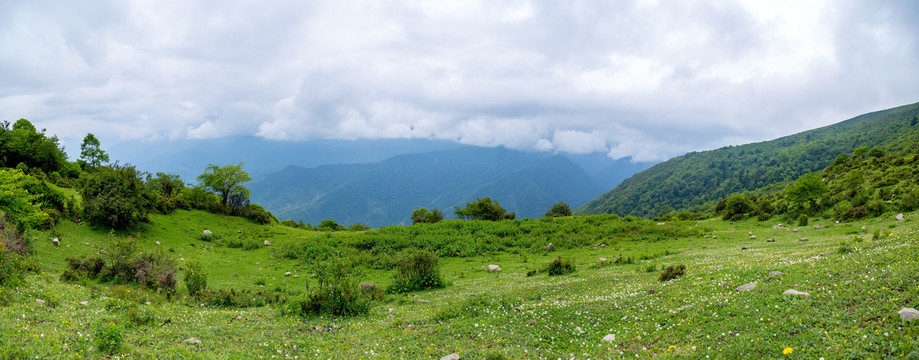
2,0 -> 918,162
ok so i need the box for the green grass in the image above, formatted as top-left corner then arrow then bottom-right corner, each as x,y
3,210 -> 919,358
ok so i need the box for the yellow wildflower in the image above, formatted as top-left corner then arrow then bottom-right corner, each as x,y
783,347 -> 793,355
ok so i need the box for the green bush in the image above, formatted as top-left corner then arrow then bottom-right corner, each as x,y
184,258 -> 208,296
658,264 -> 686,281
290,257 -> 372,316
81,165 -> 154,230
546,255 -> 576,276
94,321 -> 123,355
60,255 -> 105,282
387,250 -> 445,293
454,197 -> 510,221
797,214 -> 809,226
411,208 -> 445,224
195,289 -> 278,308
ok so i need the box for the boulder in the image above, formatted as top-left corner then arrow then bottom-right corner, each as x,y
155,241 -> 161,245
898,307 -> 919,320
783,289 -> 810,297
602,334 -> 616,342
487,264 -> 502,272
735,282 -> 757,292
78,301 -> 89,306
440,353 -> 460,360
182,337 -> 201,344
896,213 -> 905,221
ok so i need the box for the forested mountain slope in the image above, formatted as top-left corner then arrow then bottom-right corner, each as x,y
578,101 -> 919,217
250,147 -> 604,227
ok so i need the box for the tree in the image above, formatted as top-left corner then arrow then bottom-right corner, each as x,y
0,169 -> 49,229
0,119 -> 67,173
411,207 -> 444,224
196,163 -> 252,210
148,172 -> 185,198
785,172 -> 827,210
454,197 -> 509,221
544,201 -> 572,217
79,133 -> 110,168
719,193 -> 754,220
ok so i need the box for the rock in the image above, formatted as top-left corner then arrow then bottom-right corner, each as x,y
813,224 -> 820,229
284,272 -> 291,276
155,241 -> 161,245
293,275 -> 299,278
359,282 -> 376,290
898,307 -> 919,320
783,289 -> 810,297
602,334 -> 616,342
712,236 -> 717,239
78,301 -> 89,306
749,235 -> 756,239
182,337 -> 201,344
599,243 -> 607,247
767,237 -> 775,242
798,238 -> 809,242
792,229 -> 799,232
546,243 -> 554,251
487,264 -> 502,272
440,353 -> 460,360
263,240 -> 271,246
35,299 -> 45,306
657,222 -> 665,225
896,213 -> 905,221
768,271 -> 784,276
735,282 -> 757,291
98,250 -> 107,254
512,307 -> 521,312
414,299 -> 430,303
647,289 -> 656,295
202,230 -> 212,236
52,238 -> 60,246
598,258 -> 608,264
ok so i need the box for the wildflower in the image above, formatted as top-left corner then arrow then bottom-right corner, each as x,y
783,347 -> 793,355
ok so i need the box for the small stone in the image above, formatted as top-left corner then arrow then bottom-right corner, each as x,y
783,289 -> 810,297
813,224 -> 820,229
145,301 -> 151,305
415,299 -> 430,303
598,258 -> 608,264
512,307 -> 521,312
546,243 -> 554,251
52,238 -> 60,246
263,240 -> 271,246
749,235 -> 756,239
182,337 -> 201,344
657,222 -> 665,225
602,334 -> 616,342
78,301 -> 89,306
35,299 -> 45,306
896,213 -> 905,221
599,243 -> 607,247
768,271 -> 784,276
767,237 -> 775,242
798,238 -> 809,242
284,272 -> 291,276
359,282 -> 376,290
440,353 -> 460,360
487,264 -> 502,272
647,289 -> 656,295
293,275 -> 299,278
155,241 -> 161,245
98,250 -> 107,254
202,230 -> 212,236
736,282 -> 757,292
898,307 -> 919,320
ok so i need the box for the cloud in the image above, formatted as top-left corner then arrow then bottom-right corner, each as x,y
2,0 -> 918,162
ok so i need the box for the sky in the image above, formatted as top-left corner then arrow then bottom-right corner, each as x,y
2,0 -> 918,162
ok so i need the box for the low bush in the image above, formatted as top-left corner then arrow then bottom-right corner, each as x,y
658,264 -> 686,281
546,255 -> 576,276
288,257 -> 373,316
387,250 -> 445,293
184,258 -> 208,296
60,255 -> 105,282
195,289 -> 280,308
94,321 -> 123,355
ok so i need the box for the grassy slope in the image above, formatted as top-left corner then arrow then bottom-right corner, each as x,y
0,210 -> 917,358
578,101 -> 919,217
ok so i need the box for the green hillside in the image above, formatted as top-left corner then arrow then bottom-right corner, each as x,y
578,102 -> 919,217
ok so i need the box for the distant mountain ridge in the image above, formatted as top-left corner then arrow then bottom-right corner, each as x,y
578,101 -> 919,217
250,146 -> 606,227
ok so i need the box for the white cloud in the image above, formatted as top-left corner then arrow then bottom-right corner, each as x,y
1,0 -> 917,162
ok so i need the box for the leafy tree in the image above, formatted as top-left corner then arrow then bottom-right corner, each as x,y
718,193 -> 754,220
454,197 -> 509,221
852,146 -> 869,158
868,148 -> 885,158
544,201 -> 572,218
196,163 -> 252,210
411,207 -> 444,224
0,119 -> 67,173
831,153 -> 849,167
81,165 -> 154,230
785,172 -> 827,210
318,219 -> 345,231
0,169 -> 49,229
79,133 -> 110,169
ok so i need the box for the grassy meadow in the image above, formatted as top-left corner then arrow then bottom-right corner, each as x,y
2,209 -> 918,359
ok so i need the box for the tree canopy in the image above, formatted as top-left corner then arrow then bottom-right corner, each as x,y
0,119 -> 67,173
79,133 -> 109,168
544,201 -> 572,217
454,197 -> 511,221
411,207 -> 444,224
197,163 -> 252,210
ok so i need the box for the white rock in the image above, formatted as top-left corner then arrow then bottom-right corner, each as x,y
155,241 -> 161,245
78,301 -> 89,306
898,307 -> 919,320
284,272 -> 291,276
598,258 -> 608,264
783,289 -> 810,297
440,353 -> 460,360
202,230 -> 212,236
896,213 -> 905,221
35,299 -> 45,306
749,235 -> 757,239
293,275 -> 299,278
52,238 -> 60,246
487,265 -> 502,272
263,240 -> 271,246
182,337 -> 201,344
602,334 -> 616,342
736,282 -> 757,292
768,271 -> 784,276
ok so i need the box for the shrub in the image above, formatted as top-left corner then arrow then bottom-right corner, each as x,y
387,250 -> 445,293
546,255 -> 576,276
131,249 -> 177,294
60,255 -> 105,282
411,208 -> 445,224
318,219 -> 345,231
544,201 -> 573,218
195,289 -> 279,307
349,223 -> 371,231
184,258 -> 208,297
797,214 -> 809,226
900,192 -> 919,212
237,203 -> 274,224
291,257 -> 372,316
658,264 -> 686,281
454,197 -> 510,221
94,321 -> 123,355
81,165 -> 154,230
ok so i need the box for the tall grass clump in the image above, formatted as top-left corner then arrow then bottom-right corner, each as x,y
184,257 -> 208,296
658,264 -> 686,281
387,250 -> 445,293
287,257 -> 372,317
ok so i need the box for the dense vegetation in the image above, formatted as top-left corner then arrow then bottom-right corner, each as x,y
579,102 -> 919,217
